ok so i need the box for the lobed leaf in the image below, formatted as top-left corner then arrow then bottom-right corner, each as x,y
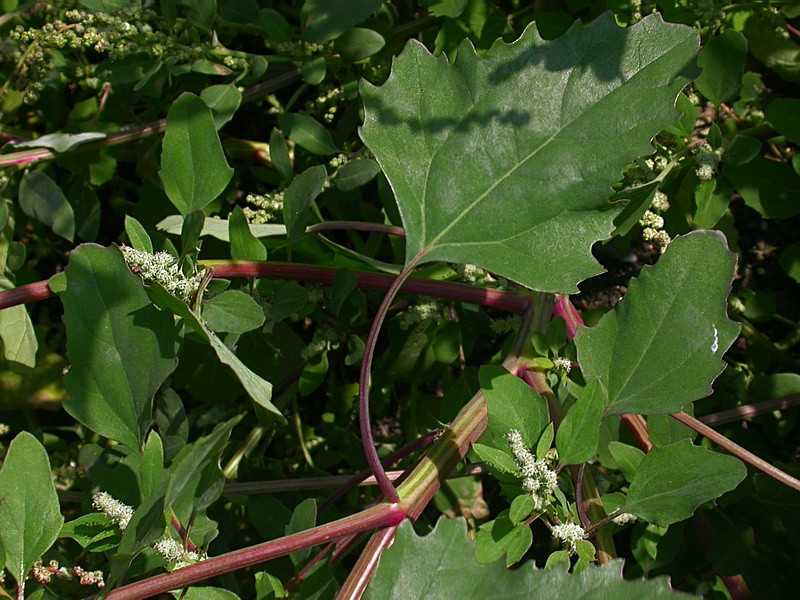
365,517 -> 692,599
360,13 -> 699,292
623,439 -> 747,527
575,231 -> 740,415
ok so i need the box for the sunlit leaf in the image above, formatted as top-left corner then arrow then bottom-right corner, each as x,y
576,232 -> 740,415
360,14 -> 699,292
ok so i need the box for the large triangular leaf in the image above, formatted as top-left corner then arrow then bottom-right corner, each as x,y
360,13 -> 699,293
364,517 -> 692,599
575,231 -> 740,415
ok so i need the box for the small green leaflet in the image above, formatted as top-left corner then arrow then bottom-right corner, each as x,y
360,13 -> 699,293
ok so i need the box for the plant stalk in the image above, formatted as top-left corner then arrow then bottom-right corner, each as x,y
100,503 -> 406,600
672,412 -> 800,493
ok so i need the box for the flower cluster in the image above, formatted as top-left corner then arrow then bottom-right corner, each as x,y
490,315 -> 521,334
550,356 -> 573,377
505,429 -> 558,511
244,192 -> 285,224
694,144 -> 724,181
551,522 -> 586,555
455,263 -> 508,289
92,491 -> 133,531
275,40 -> 325,60
31,559 -> 106,588
398,300 -> 443,330
305,85 -> 345,123
119,246 -> 204,301
153,537 -> 207,571
301,324 -> 341,360
639,190 -> 671,253
612,512 -> 637,526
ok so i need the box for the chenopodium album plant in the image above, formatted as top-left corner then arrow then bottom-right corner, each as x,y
1,3 -> 799,600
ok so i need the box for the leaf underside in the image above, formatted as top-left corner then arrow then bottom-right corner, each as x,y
360,13 -> 699,293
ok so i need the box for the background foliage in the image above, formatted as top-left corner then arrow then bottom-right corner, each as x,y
0,1 -> 799,599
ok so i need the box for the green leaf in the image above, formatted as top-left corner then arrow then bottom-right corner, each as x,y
575,232 -> 740,415
200,84 -> 242,130
285,498 -> 317,567
0,432 -> 64,588
692,177 -> 730,229
724,135 -> 760,166
608,442 -> 646,481
140,431 -> 165,499
360,14 -> 699,293
301,56 -> 327,85
365,517 -> 691,599
146,285 -> 280,417
420,0 -> 468,18
509,494 -> 536,524
765,98 -> 800,144
166,415 -> 243,512
160,214 -> 285,241
125,215 -> 153,253
59,513 -> 120,552
229,206 -> 267,261
556,377 -> 604,466
180,209 -> 205,264
779,244 -> 800,283
723,156 -> 800,219
334,158 -> 381,191
61,245 -> 178,450
12,131 -> 106,153
0,276 -> 37,369
334,28 -> 386,62
269,129 -> 293,181
475,512 -> 532,567
622,439 -> 747,527
611,181 -> 660,237
480,365 -> 548,449
277,113 -> 338,155
19,170 -> 75,242
695,30 -> 748,105
536,422 -> 555,459
471,443 -> 518,475
180,588 -> 241,600
180,0 -> 217,30
299,352 -> 328,396
301,0 -> 382,43
202,290 -> 265,334
283,165 -> 327,244
160,92 -> 234,215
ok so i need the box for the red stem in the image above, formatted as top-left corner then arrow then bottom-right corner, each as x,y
335,525 -> 399,600
0,263 -> 530,313
306,221 -> 405,238
101,503 -> 406,600
698,394 -> 800,427
357,259 -> 423,502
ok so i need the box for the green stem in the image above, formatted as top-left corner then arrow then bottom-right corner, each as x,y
672,412 -> 800,493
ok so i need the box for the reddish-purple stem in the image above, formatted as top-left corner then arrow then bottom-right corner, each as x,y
699,393 -> 800,427
358,259 -> 423,502
0,263 -> 531,313
575,463 -> 591,529
171,515 -> 198,553
335,525 -> 399,600
552,295 -> 582,341
101,503 -> 406,600
672,412 -> 800,493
